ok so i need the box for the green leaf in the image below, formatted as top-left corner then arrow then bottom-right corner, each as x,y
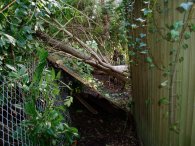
2,33 -> 16,46
182,44 -> 189,49
177,2 -> 193,13
145,57 -> 153,64
184,32 -> 191,40
37,48 -> 48,63
136,18 -> 146,23
170,30 -> 180,41
51,68 -> 55,80
56,71 -> 61,79
33,49 -> 48,82
141,8 -> 152,16
24,101 -> 37,117
23,26 -> 32,33
64,96 -> 73,107
140,33 -> 146,38
140,50 -> 148,54
190,24 -> 195,32
159,80 -> 168,88
139,42 -> 147,48
33,61 -> 46,82
6,64 -> 17,72
179,57 -> 184,63
131,24 -> 138,29
158,98 -> 169,106
50,110 -> 59,120
172,21 -> 183,30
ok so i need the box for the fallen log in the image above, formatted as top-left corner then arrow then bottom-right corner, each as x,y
36,31 -> 129,82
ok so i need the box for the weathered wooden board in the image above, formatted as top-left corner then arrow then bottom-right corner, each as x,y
47,55 -> 128,112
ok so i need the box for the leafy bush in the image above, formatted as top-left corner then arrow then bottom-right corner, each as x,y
16,49 -> 79,146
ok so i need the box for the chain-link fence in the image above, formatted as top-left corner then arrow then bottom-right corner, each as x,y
0,77 -> 33,146
0,61 -> 71,146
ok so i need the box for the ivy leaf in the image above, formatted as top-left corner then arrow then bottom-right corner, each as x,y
37,48 -> 48,63
167,30 -> 180,41
24,101 -> 37,117
136,38 -> 141,42
170,48 -> 176,55
143,1 -> 150,4
189,24 -> 195,32
184,32 -> 191,40
177,2 -> 193,13
2,33 -> 16,46
33,49 -> 48,82
33,62 -> 46,82
140,50 -> 148,54
129,51 -> 136,56
171,30 -> 180,39
141,8 -> 152,16
145,57 -> 153,64
131,24 -> 138,29
182,43 -> 188,49
158,98 -> 169,106
6,64 -> 17,72
64,96 -> 73,107
23,26 -> 32,33
159,80 -> 168,88
179,57 -> 184,63
140,33 -> 146,38
139,42 -> 147,48
172,21 -> 183,30
136,18 -> 146,23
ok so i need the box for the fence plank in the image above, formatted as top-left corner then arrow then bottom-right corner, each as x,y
131,0 -> 195,146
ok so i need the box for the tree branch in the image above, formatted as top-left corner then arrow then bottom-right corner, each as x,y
0,0 -> 16,14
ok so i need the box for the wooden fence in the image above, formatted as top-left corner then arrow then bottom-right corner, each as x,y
131,1 -> 195,146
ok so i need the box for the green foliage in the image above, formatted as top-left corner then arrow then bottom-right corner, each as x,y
20,51 -> 78,146
51,0 -> 128,60
158,97 -> 169,106
0,2 -> 80,143
0,0 -> 61,75
64,96 -> 73,108
33,48 -> 48,82
64,57 -> 93,76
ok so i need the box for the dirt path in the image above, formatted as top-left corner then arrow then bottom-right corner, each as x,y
70,99 -> 139,146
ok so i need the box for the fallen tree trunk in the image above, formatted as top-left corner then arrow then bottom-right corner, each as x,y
36,31 -> 128,82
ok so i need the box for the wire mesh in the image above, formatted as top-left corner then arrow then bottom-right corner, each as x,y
0,77 -> 33,146
0,61 -> 71,146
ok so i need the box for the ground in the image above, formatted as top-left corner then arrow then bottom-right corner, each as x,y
70,99 -> 139,146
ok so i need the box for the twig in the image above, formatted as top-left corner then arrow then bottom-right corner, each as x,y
63,2 -> 100,27
0,0 -> 16,14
